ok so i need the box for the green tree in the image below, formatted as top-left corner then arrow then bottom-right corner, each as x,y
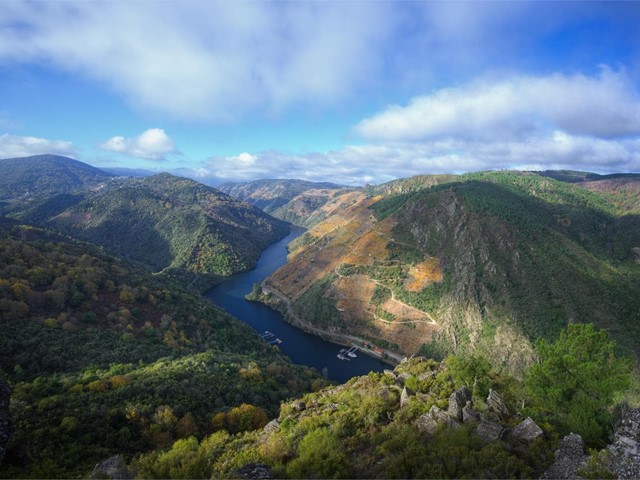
286,428 -> 352,479
525,323 -> 631,446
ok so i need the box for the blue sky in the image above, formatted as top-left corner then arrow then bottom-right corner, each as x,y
1,1 -> 639,185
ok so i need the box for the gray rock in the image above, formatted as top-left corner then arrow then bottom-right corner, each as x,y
510,417 -> 544,444
91,455 -> 132,480
418,371 -> 436,381
475,420 -> 507,444
462,401 -> 482,423
400,386 -> 414,409
486,389 -> 510,419
0,380 -> 11,466
383,369 -> 397,379
291,400 -> 306,412
397,372 -> 411,384
416,405 -> 461,434
416,412 -> 440,435
263,419 -> 280,434
605,408 -> 640,479
448,386 -> 472,421
236,463 -> 275,479
540,433 -> 588,479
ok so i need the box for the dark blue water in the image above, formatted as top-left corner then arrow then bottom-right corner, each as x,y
205,226 -> 389,383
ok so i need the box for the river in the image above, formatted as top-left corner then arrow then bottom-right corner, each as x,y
205,226 -> 390,383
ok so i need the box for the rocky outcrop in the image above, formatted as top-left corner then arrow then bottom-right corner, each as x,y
511,417 -> 544,444
462,402 -> 482,423
448,386 -> 472,421
416,406 -> 461,434
605,408 -> 640,479
475,420 -> 507,444
400,386 -> 414,409
486,389 -> 510,419
91,455 -> 132,479
0,379 -> 11,466
263,419 -> 280,434
291,400 -> 306,412
541,433 -> 588,479
236,463 -> 275,479
416,386 -> 526,444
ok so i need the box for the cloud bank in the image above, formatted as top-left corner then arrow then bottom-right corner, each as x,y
0,133 -> 75,158
355,68 -> 640,141
194,69 -> 640,185
0,2 -> 393,120
101,129 -> 177,160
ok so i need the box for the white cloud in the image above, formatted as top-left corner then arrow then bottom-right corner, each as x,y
190,128 -> 640,186
100,128 -> 177,160
0,133 -> 75,158
355,68 -> 640,142
0,2 -> 394,120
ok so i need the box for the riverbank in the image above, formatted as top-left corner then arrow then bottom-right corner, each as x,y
247,280 -> 403,366
205,226 -> 389,383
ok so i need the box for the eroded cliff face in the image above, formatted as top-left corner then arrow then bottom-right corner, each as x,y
260,173 -> 640,372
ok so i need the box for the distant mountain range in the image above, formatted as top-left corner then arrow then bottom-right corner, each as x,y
218,178 -> 353,226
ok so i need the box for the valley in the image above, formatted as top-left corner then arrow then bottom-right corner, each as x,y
1,154 -> 639,479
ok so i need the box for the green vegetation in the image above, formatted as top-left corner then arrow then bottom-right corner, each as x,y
0,154 -> 113,202
122,323 -> 634,479
525,324 -> 632,446
46,173 -> 289,283
0,220 -> 320,478
292,274 -> 341,329
369,172 -> 640,359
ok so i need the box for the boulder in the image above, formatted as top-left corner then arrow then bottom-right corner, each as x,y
91,455 -> 132,480
416,405 -> 460,435
510,417 -> 543,444
263,419 -> 280,434
540,433 -> 588,479
0,380 -> 11,465
448,386 -> 472,421
486,389 -> 510,419
397,372 -> 411,384
462,401 -> 482,424
418,371 -> 436,381
475,420 -> 506,444
291,400 -> 306,412
605,408 -> 640,479
383,369 -> 397,379
236,463 -> 275,479
400,386 -> 414,409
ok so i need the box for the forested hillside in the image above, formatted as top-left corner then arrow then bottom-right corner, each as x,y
258,171 -> 640,371
0,155 -> 114,202
0,156 -> 292,290
0,219 -> 323,477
